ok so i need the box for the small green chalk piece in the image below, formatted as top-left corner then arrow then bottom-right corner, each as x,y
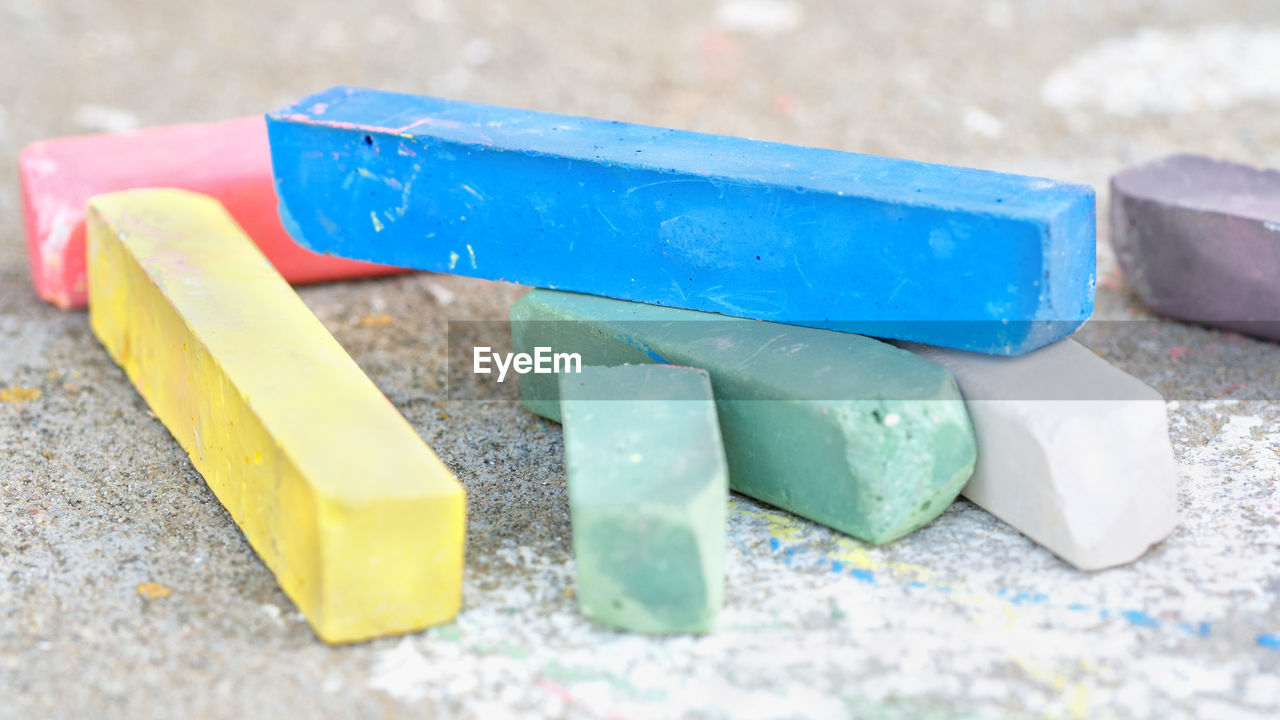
560,364 -> 728,635
513,290 -> 977,545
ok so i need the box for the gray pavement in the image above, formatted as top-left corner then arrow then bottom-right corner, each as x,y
1,1 -> 1279,718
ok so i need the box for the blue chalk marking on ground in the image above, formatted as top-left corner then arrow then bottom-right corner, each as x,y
1257,634 -> 1280,649
268,86 -> 1097,356
734,508 -> 1237,648
1006,590 -> 1050,606
1178,622 -> 1212,637
1121,610 -> 1160,628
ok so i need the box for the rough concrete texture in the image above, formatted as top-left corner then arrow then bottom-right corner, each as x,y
1,1 -> 1278,718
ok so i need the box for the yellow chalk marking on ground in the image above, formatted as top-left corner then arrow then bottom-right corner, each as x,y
1009,656 -> 1096,720
358,313 -> 394,328
732,499 -> 936,583
1,386 -> 42,403
136,582 -> 172,599
87,188 -> 464,643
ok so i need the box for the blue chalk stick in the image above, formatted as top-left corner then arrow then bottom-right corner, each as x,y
267,86 -> 1096,355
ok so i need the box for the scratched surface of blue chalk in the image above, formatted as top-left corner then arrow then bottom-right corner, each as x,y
267,86 -> 1097,355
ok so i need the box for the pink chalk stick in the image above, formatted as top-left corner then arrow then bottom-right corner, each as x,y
19,116 -> 405,309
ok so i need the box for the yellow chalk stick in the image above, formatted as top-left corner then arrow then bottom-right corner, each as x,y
87,188 -> 464,643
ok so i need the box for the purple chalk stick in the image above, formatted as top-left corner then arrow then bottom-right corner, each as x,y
1110,154 -> 1280,340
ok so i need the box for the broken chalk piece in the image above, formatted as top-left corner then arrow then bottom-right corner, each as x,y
268,86 -> 1097,356
902,339 -> 1178,570
86,188 -> 464,643
512,289 -> 977,545
19,116 -> 404,310
1111,153 -> 1280,340
561,364 -> 728,634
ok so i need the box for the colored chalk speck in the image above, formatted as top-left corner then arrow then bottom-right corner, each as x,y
0,386 -> 42,403
136,582 -> 172,599
1257,634 -> 1280,649
1178,622 -> 1212,637
1121,610 -> 1160,628
358,313 -> 394,328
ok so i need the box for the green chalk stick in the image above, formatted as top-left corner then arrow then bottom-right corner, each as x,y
561,364 -> 728,635
513,290 -> 977,545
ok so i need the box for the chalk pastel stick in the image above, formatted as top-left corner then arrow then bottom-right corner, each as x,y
87,189 -> 464,643
268,86 -> 1096,356
902,340 -> 1178,570
511,290 -> 977,545
1111,154 -> 1280,340
19,116 -> 404,310
562,365 -> 727,634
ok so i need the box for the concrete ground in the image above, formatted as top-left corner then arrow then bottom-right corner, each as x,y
2,1 -> 1279,718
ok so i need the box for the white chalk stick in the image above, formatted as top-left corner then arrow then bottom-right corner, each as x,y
902,339 -> 1178,570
